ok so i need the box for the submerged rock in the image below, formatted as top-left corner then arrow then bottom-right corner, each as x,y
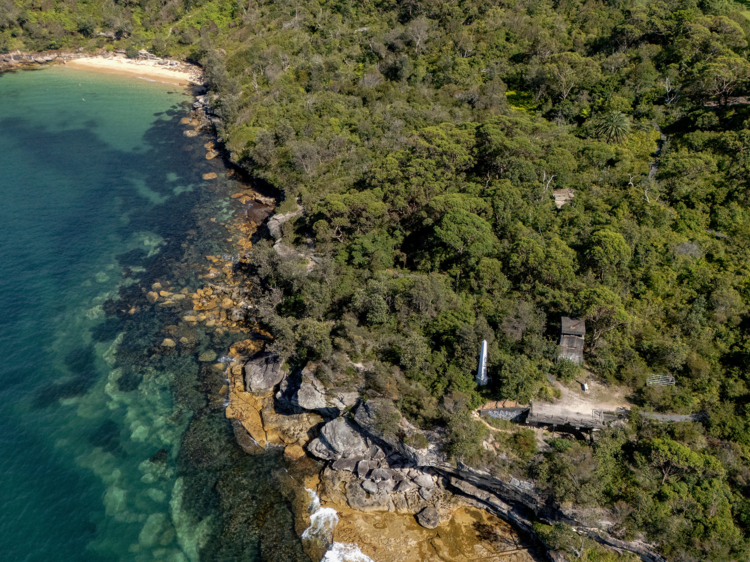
198,350 -> 217,362
150,449 -> 169,464
170,477 -> 213,562
139,512 -> 168,547
202,172 -> 217,180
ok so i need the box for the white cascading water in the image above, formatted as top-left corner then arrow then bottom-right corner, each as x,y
302,489 -> 374,561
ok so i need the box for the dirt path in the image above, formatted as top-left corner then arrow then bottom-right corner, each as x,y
534,376 -> 633,419
473,412 -> 553,452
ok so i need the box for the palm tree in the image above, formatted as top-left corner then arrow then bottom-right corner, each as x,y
596,111 -> 631,143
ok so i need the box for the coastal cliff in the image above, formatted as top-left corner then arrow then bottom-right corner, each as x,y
225,350 -> 663,562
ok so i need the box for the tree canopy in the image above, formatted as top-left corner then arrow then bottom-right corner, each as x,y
12,0 -> 750,558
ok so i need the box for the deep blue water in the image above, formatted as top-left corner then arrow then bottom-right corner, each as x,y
0,66 -> 315,562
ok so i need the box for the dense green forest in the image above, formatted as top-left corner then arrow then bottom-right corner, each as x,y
7,0 -> 750,558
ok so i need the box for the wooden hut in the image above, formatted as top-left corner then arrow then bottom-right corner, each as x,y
558,317 -> 585,365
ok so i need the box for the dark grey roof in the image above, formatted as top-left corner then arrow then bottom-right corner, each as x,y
561,317 -> 586,336
558,334 -> 584,365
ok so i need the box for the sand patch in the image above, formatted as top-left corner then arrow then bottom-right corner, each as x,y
65,55 -> 198,85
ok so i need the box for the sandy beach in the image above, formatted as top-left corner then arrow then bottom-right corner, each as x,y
64,55 -> 199,85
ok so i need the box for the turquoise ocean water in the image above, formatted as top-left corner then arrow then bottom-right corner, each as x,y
0,67 -> 315,562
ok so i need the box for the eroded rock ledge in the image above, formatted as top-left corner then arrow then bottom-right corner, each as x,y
226,352 -> 666,562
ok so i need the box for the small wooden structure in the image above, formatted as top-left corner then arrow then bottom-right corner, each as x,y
553,188 -> 575,208
558,317 -> 585,365
478,400 -> 529,421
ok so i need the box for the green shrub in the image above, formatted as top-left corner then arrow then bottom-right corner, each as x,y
405,433 -> 429,449
511,429 -> 538,460
485,417 -> 512,430
445,412 -> 488,464
554,359 -> 581,383
373,401 -> 401,438
125,45 -> 139,59
549,438 -> 572,453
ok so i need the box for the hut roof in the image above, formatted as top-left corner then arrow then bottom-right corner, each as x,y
561,317 -> 586,336
559,334 -> 584,365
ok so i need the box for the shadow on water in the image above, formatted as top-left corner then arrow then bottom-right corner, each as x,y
65,345 -> 96,372
32,371 -> 99,408
115,248 -> 148,268
115,366 -> 143,392
89,419 -> 125,457
33,345 -> 98,408
90,317 -> 123,343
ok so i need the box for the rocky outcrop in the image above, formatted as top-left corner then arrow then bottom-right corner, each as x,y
416,506 -> 440,529
353,399 -> 446,467
448,476 -> 536,536
244,352 -> 286,392
305,401 -> 665,562
292,363 -> 328,411
262,405 -> 323,446
276,362 -> 359,416
227,340 -> 663,562
226,346 -> 323,450
267,203 -> 303,241
307,417 -> 368,460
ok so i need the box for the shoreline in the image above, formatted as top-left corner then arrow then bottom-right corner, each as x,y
64,55 -> 200,86
1,51 -> 202,86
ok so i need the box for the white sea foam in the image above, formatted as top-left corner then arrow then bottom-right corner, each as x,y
303,489 -> 371,561
302,488 -> 338,540
305,488 -> 321,513
301,507 -> 339,540
321,543 -> 374,562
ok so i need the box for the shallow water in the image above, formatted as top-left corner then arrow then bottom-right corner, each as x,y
0,66 -> 315,562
